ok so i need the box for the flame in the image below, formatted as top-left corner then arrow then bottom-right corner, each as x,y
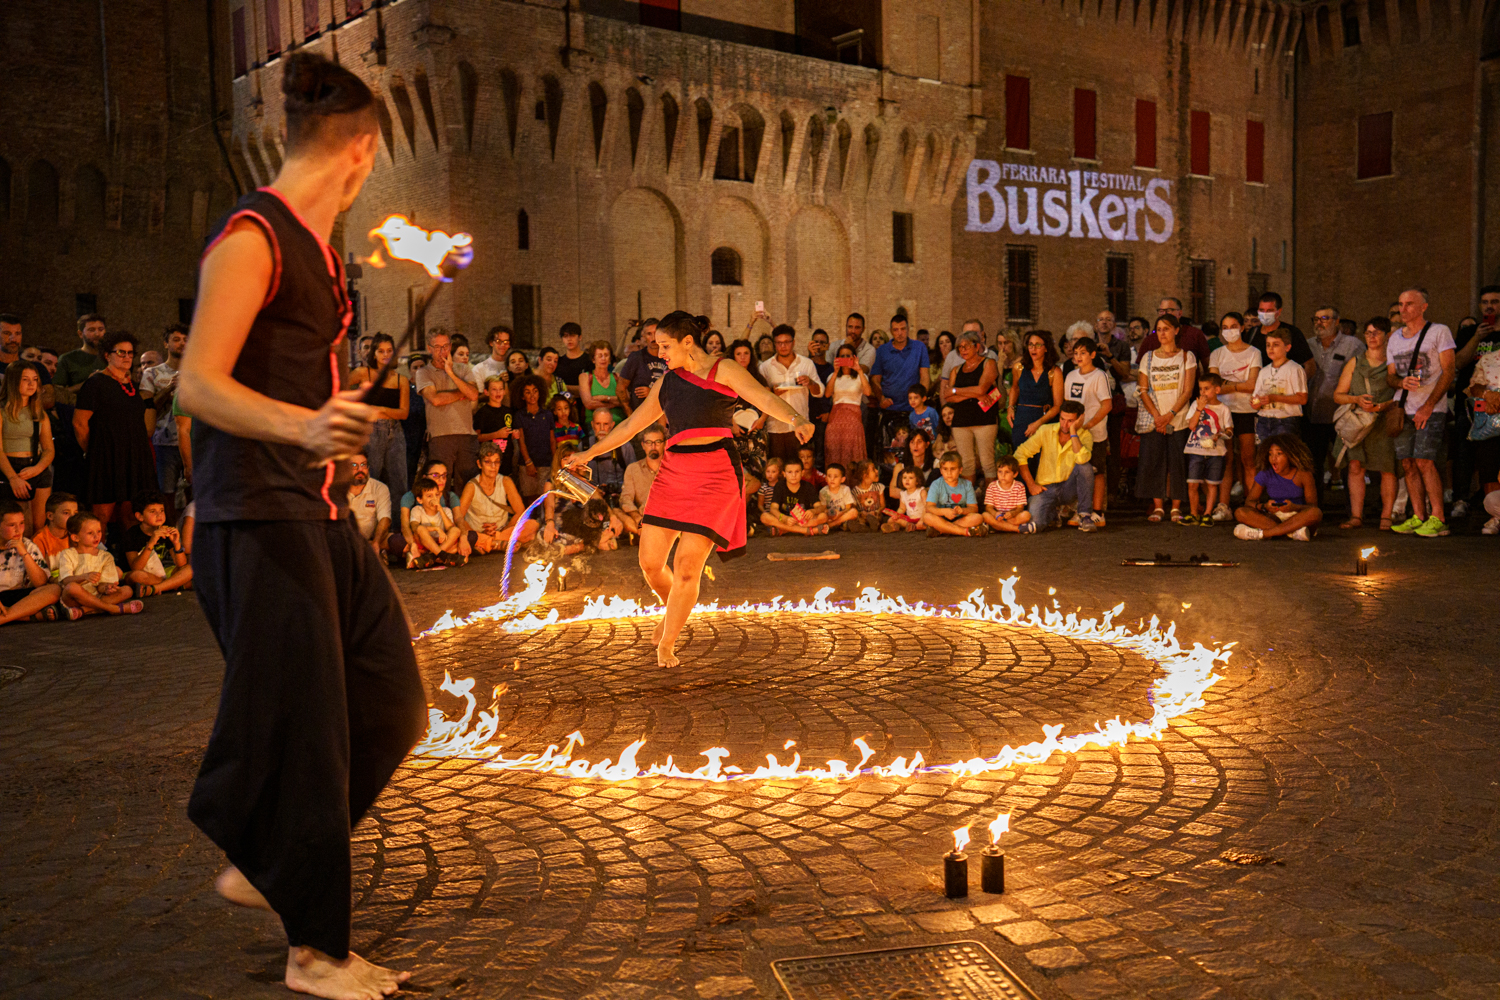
411,570 -> 1229,784
988,812 -> 1011,845
1359,546 -> 1377,559
952,826 -> 971,853
366,214 -> 474,279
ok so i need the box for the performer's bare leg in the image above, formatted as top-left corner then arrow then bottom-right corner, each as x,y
655,532 -> 716,667
638,524 -> 677,647
216,866 -> 271,910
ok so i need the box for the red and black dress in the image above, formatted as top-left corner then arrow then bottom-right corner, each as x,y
642,360 -> 747,560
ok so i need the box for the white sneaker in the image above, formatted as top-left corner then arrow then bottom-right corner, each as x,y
1443,488 -> 1454,504
1451,500 -> 1469,520
1211,503 -> 1233,522
1323,471 -> 1333,485
1483,517 -> 1500,536
1230,482 -> 1245,500
1393,481 -> 1409,517
1289,526 -> 1311,541
1233,524 -> 1264,540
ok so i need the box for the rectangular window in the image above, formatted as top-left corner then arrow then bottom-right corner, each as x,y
1247,272 -> 1269,311
1246,120 -> 1265,183
1105,256 -> 1131,320
1005,75 -> 1031,151
1190,110 -> 1211,176
1358,111 -> 1393,179
265,0 -> 282,56
1005,246 -> 1037,323
1073,89 -> 1097,160
1135,98 -> 1157,169
231,7 -> 248,77
893,212 -> 915,263
302,0 -> 320,39
1189,260 -> 1215,325
511,284 -> 541,348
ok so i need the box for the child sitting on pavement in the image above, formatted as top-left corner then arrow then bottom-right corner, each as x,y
981,455 -> 1032,534
123,491 -> 194,596
1183,373 -> 1234,526
0,500 -> 65,625
31,491 -> 77,575
407,476 -> 470,568
763,459 -> 829,535
848,460 -> 886,532
1234,433 -> 1323,541
751,457 -> 783,532
883,466 -> 927,532
923,451 -> 987,537
819,463 -> 860,531
57,512 -> 141,614
797,446 -> 826,489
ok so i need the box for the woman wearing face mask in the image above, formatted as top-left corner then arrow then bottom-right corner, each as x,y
1208,311 -> 1263,519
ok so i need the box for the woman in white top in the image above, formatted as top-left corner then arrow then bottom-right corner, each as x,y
1135,314 -> 1198,522
457,442 -> 537,555
1208,310 -> 1263,515
823,343 -> 872,471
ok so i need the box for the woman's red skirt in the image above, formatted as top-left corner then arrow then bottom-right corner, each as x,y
825,402 -> 865,471
642,439 -> 746,560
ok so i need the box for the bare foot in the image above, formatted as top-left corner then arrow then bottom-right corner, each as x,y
651,617 -> 665,646
215,866 -> 272,911
656,640 -> 679,668
286,946 -> 406,1000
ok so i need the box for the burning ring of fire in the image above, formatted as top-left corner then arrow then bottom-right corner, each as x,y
409,563 -> 1230,784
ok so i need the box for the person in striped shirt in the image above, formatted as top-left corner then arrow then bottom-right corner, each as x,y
981,455 -> 1032,534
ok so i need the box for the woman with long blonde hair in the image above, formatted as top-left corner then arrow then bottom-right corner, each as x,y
1,360 -> 55,529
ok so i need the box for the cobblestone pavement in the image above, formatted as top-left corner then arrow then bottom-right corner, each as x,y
3,522 -> 1498,1000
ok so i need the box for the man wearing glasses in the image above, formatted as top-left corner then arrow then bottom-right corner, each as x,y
1306,307 -> 1363,498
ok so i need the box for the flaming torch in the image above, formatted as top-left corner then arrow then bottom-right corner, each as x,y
982,812 -> 1010,894
1356,546 -> 1376,577
944,826 -> 971,899
361,214 -> 474,402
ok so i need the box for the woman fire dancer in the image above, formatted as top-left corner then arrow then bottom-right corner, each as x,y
568,311 -> 813,667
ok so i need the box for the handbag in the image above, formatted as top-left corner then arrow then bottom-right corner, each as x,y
1332,403 -> 1377,450
1470,397 -> 1500,441
1133,352 -> 1158,434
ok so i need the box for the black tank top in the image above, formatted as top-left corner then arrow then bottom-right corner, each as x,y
657,361 -> 736,441
366,379 -> 402,411
950,359 -> 990,427
193,188 -> 352,523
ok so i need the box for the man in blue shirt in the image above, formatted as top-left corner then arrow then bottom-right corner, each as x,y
870,315 -> 930,454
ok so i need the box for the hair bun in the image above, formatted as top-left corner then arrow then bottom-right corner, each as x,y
282,51 -> 330,107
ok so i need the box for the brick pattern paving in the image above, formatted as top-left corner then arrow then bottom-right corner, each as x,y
2,529 -> 1498,1000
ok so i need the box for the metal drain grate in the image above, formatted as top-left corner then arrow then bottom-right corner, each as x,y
772,941 -> 1041,1000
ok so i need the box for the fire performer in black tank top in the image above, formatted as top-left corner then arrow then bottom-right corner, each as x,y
568,312 -> 813,666
176,52 -> 423,1000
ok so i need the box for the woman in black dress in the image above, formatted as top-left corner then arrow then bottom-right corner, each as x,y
73,331 -> 154,531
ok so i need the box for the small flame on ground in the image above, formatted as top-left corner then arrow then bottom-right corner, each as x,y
1359,546 -> 1377,559
366,214 -> 473,279
952,827 -> 971,853
988,812 -> 1011,845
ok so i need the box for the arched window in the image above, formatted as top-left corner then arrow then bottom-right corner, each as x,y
517,208 -> 530,251
710,247 -> 742,286
26,160 -> 58,227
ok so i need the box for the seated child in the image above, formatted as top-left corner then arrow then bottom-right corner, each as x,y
32,491 -> 77,577
57,512 -> 142,614
762,459 -> 829,535
1233,433 -> 1323,541
549,395 -> 583,452
796,446 -> 826,489
1183,374 -> 1232,526
0,500 -> 65,625
819,463 -> 860,531
908,387 -> 939,439
750,457 -> 783,531
123,491 -> 194,596
848,460 -> 886,532
407,476 -> 471,568
543,444 -> 619,554
882,467 -> 928,532
923,451 -> 987,537
981,455 -> 1032,534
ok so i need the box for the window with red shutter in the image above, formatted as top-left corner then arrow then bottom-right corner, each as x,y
1190,110 -> 1211,176
1135,99 -> 1157,169
345,0 -> 363,16
1246,120 -> 1265,183
640,0 -> 681,31
1005,76 -> 1031,151
1074,89 -> 1097,160
1357,112 -> 1393,179
265,0 -> 282,56
303,0 -> 320,39
232,7 -> 248,77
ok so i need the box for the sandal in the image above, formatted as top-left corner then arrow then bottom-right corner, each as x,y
1339,517 -> 1363,530
1170,508 -> 1184,524
120,601 -> 145,614
968,524 -> 989,537
139,584 -> 158,598
1147,507 -> 1165,523
1379,517 -> 1393,531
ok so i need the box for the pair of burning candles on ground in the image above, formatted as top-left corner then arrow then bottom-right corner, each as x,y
945,812 -> 1011,898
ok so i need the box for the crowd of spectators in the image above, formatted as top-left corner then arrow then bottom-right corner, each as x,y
4,280 -> 1499,624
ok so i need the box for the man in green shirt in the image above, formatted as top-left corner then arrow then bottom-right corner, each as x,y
53,314 -> 109,405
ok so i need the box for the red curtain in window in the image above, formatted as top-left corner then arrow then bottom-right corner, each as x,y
231,7 -> 248,76
345,0 -> 363,16
1134,99 -> 1157,169
1074,89 -> 1097,160
1358,112 -> 1393,179
303,0 -> 320,38
1190,110 -> 1211,176
265,0 -> 282,55
1005,76 -> 1031,150
640,0 -> 680,30
1245,120 -> 1265,183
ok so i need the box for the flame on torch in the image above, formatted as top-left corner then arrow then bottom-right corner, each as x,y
988,812 -> 1011,845
952,826 -> 971,854
367,214 -> 474,280
1359,546 -> 1377,560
